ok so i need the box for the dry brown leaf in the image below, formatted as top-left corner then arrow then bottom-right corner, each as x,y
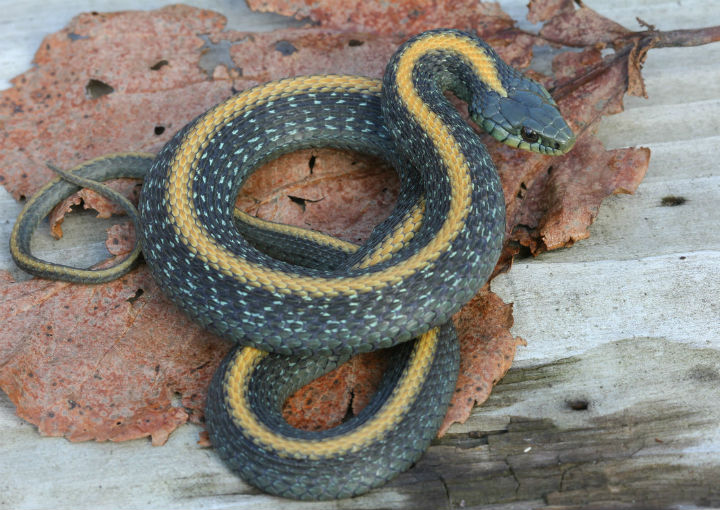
441,287 -> 526,435
283,351 -> 389,431
3,0 -> 712,442
0,6 -> 231,202
224,29 -> 399,84
49,179 -> 141,239
551,48 -> 604,82
539,5 -> 632,47
527,0 -> 575,24
105,223 -> 136,257
0,267 -> 230,445
512,135 -> 650,254
236,149 -> 398,245
627,38 -> 654,98
245,0 -> 514,37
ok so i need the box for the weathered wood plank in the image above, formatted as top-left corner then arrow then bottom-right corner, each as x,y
491,250 -> 720,358
435,334 -> 720,508
596,99 -> 720,148
5,327 -> 718,508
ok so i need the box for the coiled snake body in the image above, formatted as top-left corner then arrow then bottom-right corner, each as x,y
10,29 -> 574,500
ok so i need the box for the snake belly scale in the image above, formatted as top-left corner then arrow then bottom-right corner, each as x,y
10,29 -> 574,500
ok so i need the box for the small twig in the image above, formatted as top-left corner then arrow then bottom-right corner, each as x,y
636,17 -> 656,31
549,22 -> 720,102
549,43 -> 633,101
653,24 -> 720,47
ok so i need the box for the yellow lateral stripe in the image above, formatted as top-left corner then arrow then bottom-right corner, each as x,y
9,152 -> 154,277
234,210 -> 359,253
165,36 -> 478,297
219,32 -> 493,461
355,199 -> 425,269
225,328 -> 439,459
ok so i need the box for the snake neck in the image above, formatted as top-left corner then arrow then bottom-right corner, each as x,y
385,30 -> 506,107
380,28 -> 505,211
381,29 -> 505,168
378,28 -> 506,295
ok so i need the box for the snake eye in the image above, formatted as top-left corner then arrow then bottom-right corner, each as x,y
521,127 -> 539,144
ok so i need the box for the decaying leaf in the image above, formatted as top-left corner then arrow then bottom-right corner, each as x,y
441,287 -> 526,436
526,0 -> 575,24
245,0 -> 515,37
1,0 -> 718,443
105,223 -> 136,258
539,5 -> 632,47
512,136 -> 650,254
0,267 -> 230,445
49,179 -> 141,239
0,5 -> 231,202
236,148 -> 399,245
283,351 -> 389,431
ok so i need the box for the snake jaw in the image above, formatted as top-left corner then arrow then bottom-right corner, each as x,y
474,112 -> 575,156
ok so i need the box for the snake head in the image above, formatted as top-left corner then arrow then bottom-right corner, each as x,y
469,77 -> 576,156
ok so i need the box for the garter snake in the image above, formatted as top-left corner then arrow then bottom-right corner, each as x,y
10,29 -> 575,500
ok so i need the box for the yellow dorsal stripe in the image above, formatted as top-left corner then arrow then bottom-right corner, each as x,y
165,33 -> 483,298
225,328 -> 439,459
355,199 -> 425,269
221,32 -> 499,457
416,32 -> 507,97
